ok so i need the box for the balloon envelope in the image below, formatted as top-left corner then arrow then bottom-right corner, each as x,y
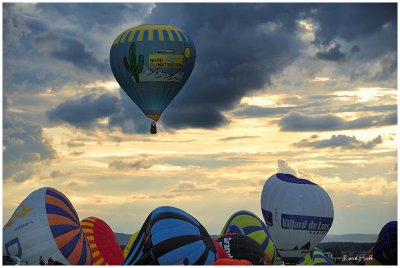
80,217 -> 124,265
261,173 -> 334,263
110,24 -> 196,122
370,221 -> 397,265
212,239 -> 229,259
3,187 -> 92,265
123,230 -> 139,258
297,248 -> 333,265
220,210 -> 277,264
216,233 -> 267,265
123,206 -> 216,265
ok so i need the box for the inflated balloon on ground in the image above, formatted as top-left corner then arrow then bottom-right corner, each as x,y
123,230 -> 139,258
3,187 -> 92,265
220,210 -> 277,264
261,173 -> 334,263
80,216 -> 124,265
368,221 -> 397,265
123,206 -> 217,265
216,233 -> 267,265
297,248 -> 333,265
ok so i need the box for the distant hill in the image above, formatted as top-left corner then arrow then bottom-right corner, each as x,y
115,232 -> 131,246
321,234 -> 378,243
318,242 -> 374,255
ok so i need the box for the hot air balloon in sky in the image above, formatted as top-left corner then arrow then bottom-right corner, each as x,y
261,173 -> 334,263
110,24 -> 196,134
123,206 -> 216,265
3,187 -> 92,265
216,233 -> 267,265
220,210 -> 277,264
297,248 -> 333,265
80,216 -> 124,265
123,230 -> 139,258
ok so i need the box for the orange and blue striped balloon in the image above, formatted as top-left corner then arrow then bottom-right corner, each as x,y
45,188 -> 92,265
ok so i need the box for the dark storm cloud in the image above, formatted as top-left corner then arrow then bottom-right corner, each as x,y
143,3 -> 305,129
163,105 -> 229,129
34,32 -> 107,72
107,92 -> 151,134
3,3 -> 154,96
4,110 -> 58,182
316,44 -> 346,62
294,135 -> 383,150
310,3 -> 397,67
47,94 -> 119,128
310,3 -> 397,45
279,111 -> 396,132
36,3 -> 153,33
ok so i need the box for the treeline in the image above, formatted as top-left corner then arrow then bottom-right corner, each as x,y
318,242 -> 374,257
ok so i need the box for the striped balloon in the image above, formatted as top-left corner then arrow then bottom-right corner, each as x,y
216,233 -> 267,265
220,210 -> 277,264
3,187 -> 92,265
297,248 -> 333,265
80,217 -> 124,265
123,206 -> 217,265
123,230 -> 139,258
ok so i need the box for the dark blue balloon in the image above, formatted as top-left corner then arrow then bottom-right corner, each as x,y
123,206 -> 216,265
372,221 -> 397,265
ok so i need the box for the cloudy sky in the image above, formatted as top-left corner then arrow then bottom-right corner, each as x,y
3,3 -> 397,236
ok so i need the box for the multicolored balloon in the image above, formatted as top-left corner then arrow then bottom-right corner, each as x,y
80,216 -> 124,265
297,248 -> 333,265
3,187 -> 92,265
123,206 -> 216,265
220,210 -> 277,264
123,230 -> 139,258
216,233 -> 267,265
211,239 -> 229,259
261,173 -> 334,263
110,24 -> 196,126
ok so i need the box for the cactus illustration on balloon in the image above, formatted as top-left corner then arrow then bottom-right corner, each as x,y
124,42 -> 144,83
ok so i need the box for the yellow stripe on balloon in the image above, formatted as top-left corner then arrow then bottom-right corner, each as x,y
80,221 -> 94,227
92,251 -> 100,258
248,230 -> 266,244
82,229 -> 93,234
166,30 -> 174,41
94,257 -> 105,265
90,244 -> 97,249
137,30 -> 144,41
172,30 -> 182,41
119,30 -> 130,44
127,30 -> 137,42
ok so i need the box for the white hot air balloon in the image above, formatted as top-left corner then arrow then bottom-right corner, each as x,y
3,187 -> 92,265
261,173 -> 334,263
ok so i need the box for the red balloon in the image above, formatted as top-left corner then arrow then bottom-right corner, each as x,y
212,239 -> 229,259
81,217 -> 124,265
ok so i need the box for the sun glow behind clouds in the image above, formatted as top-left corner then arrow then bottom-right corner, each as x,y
334,87 -> 397,103
240,95 -> 297,108
84,80 -> 120,92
